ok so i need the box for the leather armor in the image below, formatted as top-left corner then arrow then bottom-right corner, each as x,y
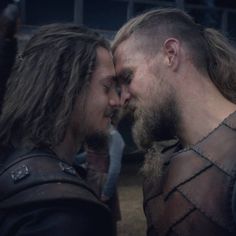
143,112 -> 236,236
0,148 -> 109,214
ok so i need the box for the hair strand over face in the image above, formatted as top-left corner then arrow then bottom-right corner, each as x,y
0,23 -> 110,149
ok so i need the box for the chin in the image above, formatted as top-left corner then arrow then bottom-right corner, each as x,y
92,126 -> 109,136
103,119 -> 111,129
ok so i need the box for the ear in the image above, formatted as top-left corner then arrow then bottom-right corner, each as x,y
163,38 -> 180,72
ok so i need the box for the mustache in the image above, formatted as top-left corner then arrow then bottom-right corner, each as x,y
104,108 -> 118,118
124,101 -> 137,116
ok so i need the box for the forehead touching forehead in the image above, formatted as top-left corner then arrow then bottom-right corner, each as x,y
113,38 -> 146,89
96,47 -> 112,66
93,46 -> 116,81
114,33 -> 164,72
114,35 -> 157,75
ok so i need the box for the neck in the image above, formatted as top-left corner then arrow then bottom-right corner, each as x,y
53,128 -> 82,165
175,68 -> 236,147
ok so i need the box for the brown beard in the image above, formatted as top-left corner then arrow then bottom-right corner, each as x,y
140,142 -> 164,181
84,131 -> 109,152
132,92 -> 180,152
140,139 -> 179,182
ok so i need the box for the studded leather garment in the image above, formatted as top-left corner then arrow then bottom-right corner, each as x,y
0,148 -> 109,212
143,112 -> 236,236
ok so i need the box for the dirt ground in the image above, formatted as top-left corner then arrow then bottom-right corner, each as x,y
117,157 -> 147,236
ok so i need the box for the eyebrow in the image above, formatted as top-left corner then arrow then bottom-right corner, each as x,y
100,75 -> 118,83
117,68 -> 133,82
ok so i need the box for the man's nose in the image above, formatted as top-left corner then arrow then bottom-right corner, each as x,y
120,85 -> 131,106
109,88 -> 121,107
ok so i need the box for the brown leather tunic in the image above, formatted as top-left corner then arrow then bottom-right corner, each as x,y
143,112 -> 236,236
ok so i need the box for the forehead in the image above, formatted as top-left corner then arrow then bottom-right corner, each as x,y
114,39 -> 134,67
93,47 -> 115,78
114,38 -> 149,75
96,47 -> 113,69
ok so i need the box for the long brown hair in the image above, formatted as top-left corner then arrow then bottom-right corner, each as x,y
0,24 -> 110,148
112,8 -> 236,102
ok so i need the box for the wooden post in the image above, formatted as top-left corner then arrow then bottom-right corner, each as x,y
127,0 -> 134,20
176,0 -> 184,10
221,10 -> 228,35
19,0 -> 26,24
74,0 -> 83,25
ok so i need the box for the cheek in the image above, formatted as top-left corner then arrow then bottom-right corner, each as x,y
92,98 -> 108,116
131,80 -> 149,100
142,73 -> 158,95
131,70 -> 150,93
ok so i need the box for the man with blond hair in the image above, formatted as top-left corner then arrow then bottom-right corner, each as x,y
113,8 -> 236,235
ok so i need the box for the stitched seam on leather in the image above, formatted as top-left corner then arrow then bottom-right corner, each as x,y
143,193 -> 162,209
163,189 -> 196,235
192,147 -> 231,177
164,164 -> 212,201
223,122 -> 235,130
169,124 -> 222,160
166,196 -> 196,236
168,111 -> 236,161
178,187 -> 231,231
167,208 -> 196,235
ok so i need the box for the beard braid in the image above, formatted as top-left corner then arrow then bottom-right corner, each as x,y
140,139 -> 179,183
132,107 -> 153,151
132,92 -> 180,152
140,142 -> 164,182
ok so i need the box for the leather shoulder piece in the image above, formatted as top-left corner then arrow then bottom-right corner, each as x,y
223,111 -> 236,129
144,112 -> 236,235
163,149 -> 212,198
164,114 -> 236,232
192,113 -> 236,177
0,149 -> 108,212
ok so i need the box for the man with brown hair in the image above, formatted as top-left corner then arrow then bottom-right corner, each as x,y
0,23 -> 120,235
113,8 -> 236,236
